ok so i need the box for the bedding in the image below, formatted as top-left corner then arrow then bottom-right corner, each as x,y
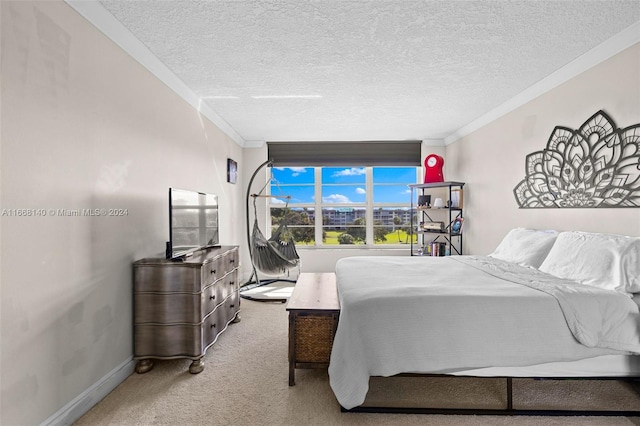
488,227 -> 558,268
539,231 -> 640,295
452,354 -> 640,378
328,255 -> 640,410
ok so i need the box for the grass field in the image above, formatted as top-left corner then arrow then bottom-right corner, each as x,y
296,230 -> 416,245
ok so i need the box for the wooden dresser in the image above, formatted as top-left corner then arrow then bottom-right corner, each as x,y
133,246 -> 240,374
286,272 -> 340,385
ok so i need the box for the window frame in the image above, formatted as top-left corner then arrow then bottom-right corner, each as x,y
269,166 -> 420,248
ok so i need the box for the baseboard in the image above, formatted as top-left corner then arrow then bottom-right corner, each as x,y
40,357 -> 136,426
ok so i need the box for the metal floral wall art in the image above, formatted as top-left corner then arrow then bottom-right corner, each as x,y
514,110 -> 640,208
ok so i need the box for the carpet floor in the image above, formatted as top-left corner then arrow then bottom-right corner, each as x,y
74,296 -> 640,426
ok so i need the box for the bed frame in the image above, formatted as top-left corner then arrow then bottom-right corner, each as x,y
288,273 -> 640,416
342,374 -> 640,416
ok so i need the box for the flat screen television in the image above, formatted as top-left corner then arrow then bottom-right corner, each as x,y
167,188 -> 219,260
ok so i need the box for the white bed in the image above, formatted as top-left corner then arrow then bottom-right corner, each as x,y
328,230 -> 640,411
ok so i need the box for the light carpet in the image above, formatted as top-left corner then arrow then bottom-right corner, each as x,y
74,298 -> 640,426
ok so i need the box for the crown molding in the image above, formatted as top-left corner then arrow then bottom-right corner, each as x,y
65,0 -> 246,147
444,21 -> 640,146
243,140 -> 266,148
421,139 -> 445,147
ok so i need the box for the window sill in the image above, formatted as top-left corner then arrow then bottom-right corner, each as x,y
295,245 -> 411,251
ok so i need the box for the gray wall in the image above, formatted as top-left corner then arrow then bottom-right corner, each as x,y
1,2 -> 244,424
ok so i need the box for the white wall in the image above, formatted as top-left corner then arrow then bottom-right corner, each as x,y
445,44 -> 640,254
0,2 -> 244,425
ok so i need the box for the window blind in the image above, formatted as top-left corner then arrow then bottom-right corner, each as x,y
267,141 -> 421,167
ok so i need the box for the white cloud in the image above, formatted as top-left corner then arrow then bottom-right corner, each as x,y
322,194 -> 351,203
332,167 -> 365,177
274,166 -> 308,177
356,187 -> 366,194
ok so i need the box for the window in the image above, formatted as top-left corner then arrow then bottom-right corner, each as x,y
270,166 -> 419,246
270,167 -> 315,245
371,167 -> 416,245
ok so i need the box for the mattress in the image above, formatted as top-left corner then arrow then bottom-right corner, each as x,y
328,256 -> 640,409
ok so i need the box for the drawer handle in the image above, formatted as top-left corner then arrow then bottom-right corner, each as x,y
229,281 -> 235,286
230,304 -> 235,308
209,295 -> 216,300
210,269 -> 216,274
211,323 -> 216,329
230,259 -> 235,264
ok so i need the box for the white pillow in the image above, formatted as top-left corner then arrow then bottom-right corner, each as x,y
489,228 -> 559,269
539,231 -> 640,295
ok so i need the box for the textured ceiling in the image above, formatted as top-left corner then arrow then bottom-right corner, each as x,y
96,0 -> 640,144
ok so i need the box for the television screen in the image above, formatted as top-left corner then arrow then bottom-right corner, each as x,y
168,188 -> 219,259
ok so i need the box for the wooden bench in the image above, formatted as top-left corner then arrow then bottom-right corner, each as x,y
286,272 -> 340,386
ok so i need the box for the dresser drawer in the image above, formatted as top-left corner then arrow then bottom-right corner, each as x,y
224,290 -> 240,320
200,248 -> 238,287
135,322 -> 205,358
135,286 -> 218,324
223,248 -> 239,272
133,271 -> 239,335
202,291 -> 240,348
134,264 -> 202,293
201,256 -> 226,287
202,306 -> 224,349
227,268 -> 239,291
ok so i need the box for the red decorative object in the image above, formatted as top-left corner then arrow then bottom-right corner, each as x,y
424,154 -> 444,183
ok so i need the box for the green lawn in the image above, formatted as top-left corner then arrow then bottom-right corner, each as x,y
295,230 -> 416,245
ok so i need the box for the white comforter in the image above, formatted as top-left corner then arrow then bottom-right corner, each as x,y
328,256 -> 640,409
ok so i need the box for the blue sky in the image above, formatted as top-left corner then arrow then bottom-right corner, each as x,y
270,167 -> 417,204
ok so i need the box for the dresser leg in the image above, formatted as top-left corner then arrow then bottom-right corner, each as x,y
189,359 -> 205,374
232,313 -> 241,323
135,359 -> 154,374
